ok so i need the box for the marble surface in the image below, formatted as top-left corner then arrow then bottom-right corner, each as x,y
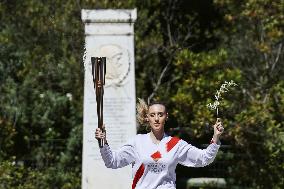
82,9 -> 137,189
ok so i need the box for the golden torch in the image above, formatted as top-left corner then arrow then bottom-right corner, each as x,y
91,57 -> 106,148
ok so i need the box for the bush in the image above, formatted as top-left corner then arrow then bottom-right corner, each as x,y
0,161 -> 81,189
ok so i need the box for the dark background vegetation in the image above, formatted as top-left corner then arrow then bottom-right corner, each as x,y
0,0 -> 283,188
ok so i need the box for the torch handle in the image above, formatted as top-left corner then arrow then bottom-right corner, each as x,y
98,126 -> 106,148
98,134 -> 105,148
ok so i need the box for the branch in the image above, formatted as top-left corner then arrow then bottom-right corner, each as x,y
148,61 -> 171,104
259,22 -> 270,68
166,0 -> 174,46
167,22 -> 173,46
75,0 -> 82,11
271,43 -> 282,73
262,93 -> 269,104
241,87 -> 255,102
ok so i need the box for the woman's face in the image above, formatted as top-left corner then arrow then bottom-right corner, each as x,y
147,104 -> 168,133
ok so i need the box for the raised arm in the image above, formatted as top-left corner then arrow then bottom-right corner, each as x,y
178,118 -> 224,167
178,140 -> 220,167
95,127 -> 136,169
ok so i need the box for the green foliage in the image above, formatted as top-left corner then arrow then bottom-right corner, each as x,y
0,161 -> 80,189
1,0 -> 84,187
212,1 -> 284,188
171,49 -> 241,138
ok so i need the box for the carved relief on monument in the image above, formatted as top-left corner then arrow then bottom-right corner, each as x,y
93,44 -> 131,87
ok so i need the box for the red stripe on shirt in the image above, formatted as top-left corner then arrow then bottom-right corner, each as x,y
132,164 -> 145,189
166,137 -> 180,152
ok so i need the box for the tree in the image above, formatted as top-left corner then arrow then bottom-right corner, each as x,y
1,0 -> 84,187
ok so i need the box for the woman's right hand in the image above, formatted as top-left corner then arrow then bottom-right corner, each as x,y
95,125 -> 106,141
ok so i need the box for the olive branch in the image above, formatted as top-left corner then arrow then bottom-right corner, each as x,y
207,80 -> 238,116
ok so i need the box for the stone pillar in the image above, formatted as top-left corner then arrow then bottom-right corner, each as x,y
81,9 -> 137,189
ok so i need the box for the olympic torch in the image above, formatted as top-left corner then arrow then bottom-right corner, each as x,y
91,57 -> 106,148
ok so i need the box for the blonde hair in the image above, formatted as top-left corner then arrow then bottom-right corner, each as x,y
136,98 -> 168,129
136,98 -> 149,126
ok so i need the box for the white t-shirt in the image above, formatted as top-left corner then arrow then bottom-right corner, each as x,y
100,133 -> 220,189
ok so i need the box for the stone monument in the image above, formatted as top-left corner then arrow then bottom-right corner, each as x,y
81,9 -> 137,189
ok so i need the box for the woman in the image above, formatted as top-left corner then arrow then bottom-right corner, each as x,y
95,99 -> 224,189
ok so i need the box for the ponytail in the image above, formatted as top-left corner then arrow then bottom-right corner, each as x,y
136,98 -> 149,126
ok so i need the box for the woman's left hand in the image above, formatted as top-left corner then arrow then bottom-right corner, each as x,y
214,118 -> 224,136
212,118 -> 224,143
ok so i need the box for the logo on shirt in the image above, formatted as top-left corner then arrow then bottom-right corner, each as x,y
151,151 -> 162,162
147,162 -> 166,174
